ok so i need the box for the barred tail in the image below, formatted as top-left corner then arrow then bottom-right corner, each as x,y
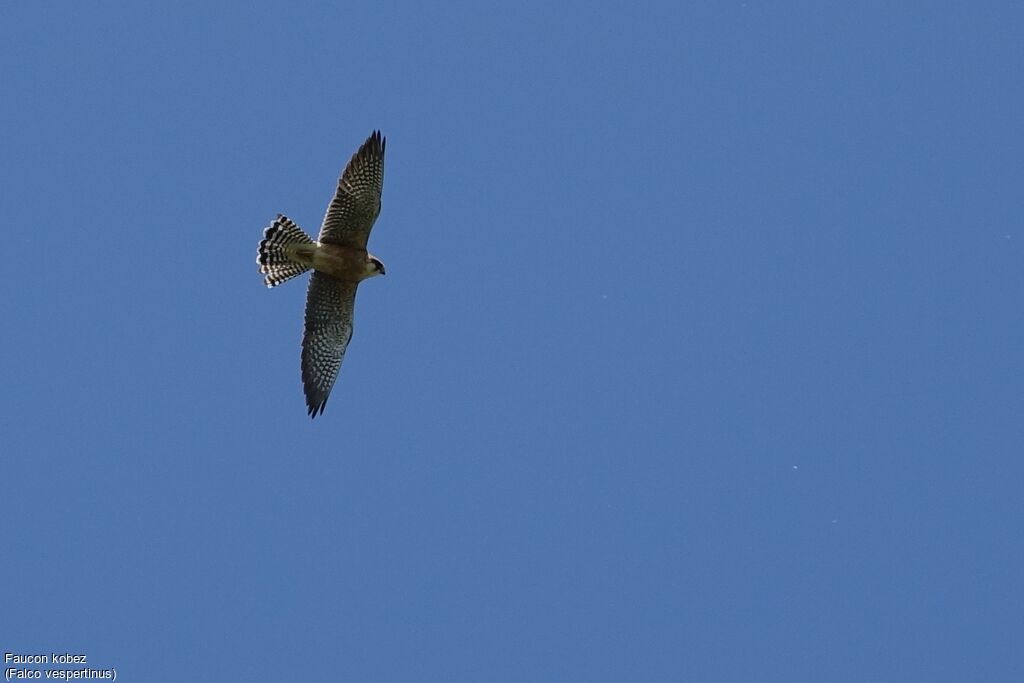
257,215 -> 314,287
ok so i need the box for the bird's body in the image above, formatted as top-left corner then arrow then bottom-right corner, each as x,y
279,241 -> 382,283
257,130 -> 386,418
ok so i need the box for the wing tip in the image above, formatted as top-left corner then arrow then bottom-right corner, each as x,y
365,129 -> 385,158
306,395 -> 328,419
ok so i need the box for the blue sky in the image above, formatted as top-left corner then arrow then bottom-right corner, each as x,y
2,2 -> 1022,681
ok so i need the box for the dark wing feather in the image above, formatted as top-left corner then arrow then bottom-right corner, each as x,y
317,130 -> 385,249
301,272 -> 358,418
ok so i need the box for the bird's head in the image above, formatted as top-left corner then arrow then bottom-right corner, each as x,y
367,255 -> 386,277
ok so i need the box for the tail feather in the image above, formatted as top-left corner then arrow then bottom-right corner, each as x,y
258,215 -> 314,287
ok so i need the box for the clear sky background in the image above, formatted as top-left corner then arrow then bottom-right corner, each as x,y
2,3 -> 1022,681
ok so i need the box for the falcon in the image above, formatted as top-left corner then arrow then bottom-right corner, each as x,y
257,130 -> 386,418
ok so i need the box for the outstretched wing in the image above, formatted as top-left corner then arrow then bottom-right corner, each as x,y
301,271 -> 358,418
317,130 -> 385,249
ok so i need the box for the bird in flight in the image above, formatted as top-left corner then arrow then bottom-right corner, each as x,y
257,130 -> 386,418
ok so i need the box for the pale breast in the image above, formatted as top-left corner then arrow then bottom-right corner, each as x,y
311,243 -> 372,282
